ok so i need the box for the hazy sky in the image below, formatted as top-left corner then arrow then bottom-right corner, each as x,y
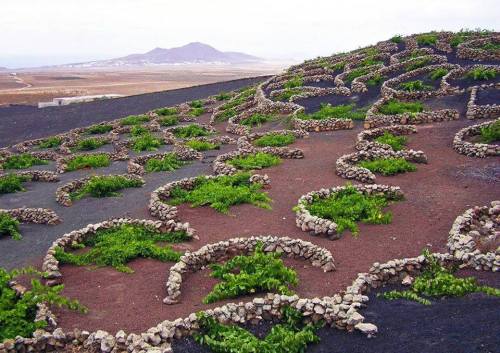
1,0 -> 498,68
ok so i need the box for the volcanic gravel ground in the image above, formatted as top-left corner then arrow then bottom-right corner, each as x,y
476,87 -> 500,106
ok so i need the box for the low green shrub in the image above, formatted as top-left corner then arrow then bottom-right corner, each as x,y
240,113 -> 275,127
465,67 -> 497,80
189,100 -> 204,108
404,57 -> 431,72
220,88 -> 255,110
167,172 -> 272,214
65,154 -> 111,171
70,175 -> 144,200
366,73 -> 386,87
359,57 -> 383,68
86,124 -> 113,135
0,213 -> 21,240
54,224 -> 186,273
173,124 -> 211,138
0,174 -> 29,194
416,33 -> 438,46
374,132 -> 408,151
429,68 -> 449,80
254,133 -> 296,147
155,107 -> 178,116
275,88 -> 302,101
215,92 -> 232,101
131,132 -> 163,152
380,249 -> 500,305
145,154 -> 187,173
0,267 -> 86,341
185,139 -> 220,151
130,125 -> 149,136
229,152 -> 281,171
359,157 -> 416,176
215,108 -> 237,122
298,103 -> 366,121
39,137 -> 62,149
398,80 -> 433,92
345,67 -> 370,83
390,35 -> 403,43
284,75 -> 304,89
120,115 -> 150,126
75,138 -> 106,151
194,306 -> 320,353
480,120 -> 500,143
158,116 -> 179,127
378,99 -> 424,115
481,42 -> 500,51
326,61 -> 345,71
189,107 -> 205,117
1,154 -> 49,170
203,243 -> 298,304
304,184 -> 400,235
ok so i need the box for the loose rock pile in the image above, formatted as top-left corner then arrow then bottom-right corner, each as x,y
453,118 -> 500,157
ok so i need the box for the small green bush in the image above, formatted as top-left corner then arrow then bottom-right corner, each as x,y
155,107 -> 178,116
366,73 -> 386,87
358,157 -> 417,176
159,116 -> 179,127
275,88 -> 302,101
480,120 -> 500,143
298,103 -> 366,121
359,57 -> 383,68
429,68 -> 449,80
54,224 -> 186,273
304,184 -> 400,235
481,42 -> 500,51
215,108 -> 237,122
39,137 -> 62,149
215,92 -> 232,101
374,132 -> 408,151
189,107 -> 205,117
416,33 -> 438,46
189,100 -> 204,108
75,138 -> 106,151
168,172 -> 272,214
185,139 -> 220,151
404,57 -> 431,72
145,154 -> 187,173
240,113 -> 275,127
203,243 -> 298,304
229,152 -> 281,171
86,124 -> 113,135
345,67 -> 370,83
65,154 -> 111,171
0,267 -> 86,340
0,174 -> 29,194
130,125 -> 149,136
1,154 -> 49,170
398,80 -> 433,92
254,133 -> 296,147
390,35 -> 403,44
173,124 -> 211,138
380,249 -> 500,305
220,88 -> 255,110
131,132 -> 163,152
120,115 -> 150,126
0,213 -> 21,240
70,175 -> 144,200
284,75 -> 304,89
378,99 -> 424,115
466,67 -> 497,81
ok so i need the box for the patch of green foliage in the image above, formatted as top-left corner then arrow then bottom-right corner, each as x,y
416,33 -> 438,46
326,61 -> 345,71
0,174 -> 29,195
70,175 -> 144,200
189,107 -> 206,117
254,133 -> 296,147
54,224 -> 187,273
275,88 -> 302,101
380,249 -> 500,305
194,306 -> 320,353
229,152 -> 281,171
374,132 -> 408,151
240,113 -> 275,127
481,42 -> 500,51
203,243 -> 298,304
185,139 -> 220,151
345,67 -> 370,83
145,154 -> 187,173
173,124 -> 211,138
304,184 -> 400,235
219,88 -> 255,112
1,154 -> 49,170
366,73 -> 386,87
390,35 -> 403,44
75,138 -> 106,151
189,100 -> 204,108
65,154 -> 111,171
215,92 -> 232,101
0,267 -> 86,341
465,67 -> 497,81
378,99 -> 424,116
359,57 -> 383,68
283,75 -> 304,89
358,157 -> 416,176
158,116 -> 179,127
86,124 -> 113,135
155,107 -> 178,116
0,213 -> 21,240
215,108 -> 238,122
429,68 -> 449,80
398,80 -> 434,92
120,114 -> 150,126
298,103 -> 366,121
480,120 -> 500,143
404,57 -> 431,72
38,137 -> 62,149
131,132 -> 163,152
167,172 -> 272,214
129,125 -> 149,136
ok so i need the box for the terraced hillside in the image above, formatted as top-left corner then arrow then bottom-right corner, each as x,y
0,31 -> 499,353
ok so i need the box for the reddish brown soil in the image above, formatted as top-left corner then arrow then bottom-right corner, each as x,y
55,118 -> 500,334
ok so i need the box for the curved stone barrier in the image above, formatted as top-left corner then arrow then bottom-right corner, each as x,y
457,36 -> 500,61
55,147 -> 129,173
453,118 -> 500,157
162,123 -> 217,144
163,235 -> 336,304
127,145 -> 202,175
0,207 -> 61,225
0,170 -> 59,183
355,125 -> 418,151
295,184 -> 403,239
447,201 -> 499,271
466,85 -> 500,120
